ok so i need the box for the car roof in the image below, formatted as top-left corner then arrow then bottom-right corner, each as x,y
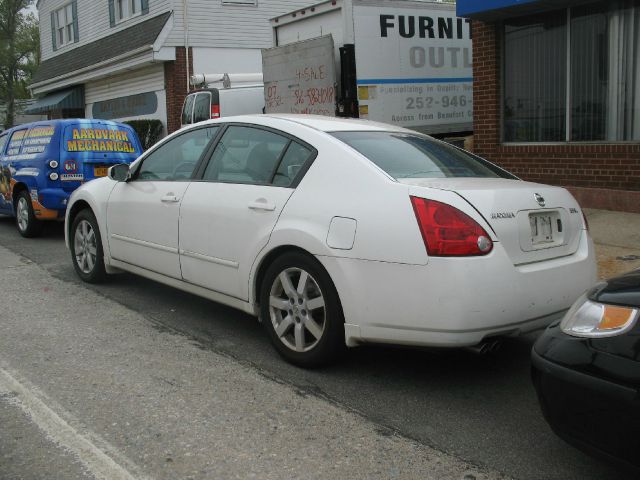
205,114 -> 411,133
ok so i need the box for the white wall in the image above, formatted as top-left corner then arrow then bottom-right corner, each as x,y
192,47 -> 263,75
40,0 -> 172,61
165,0 -> 318,48
39,1 -> 320,63
84,65 -> 165,103
84,65 -> 167,135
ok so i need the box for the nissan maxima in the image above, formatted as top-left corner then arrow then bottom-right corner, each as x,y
65,115 -> 597,367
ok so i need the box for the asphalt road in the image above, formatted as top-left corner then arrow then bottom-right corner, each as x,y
0,215 -> 631,480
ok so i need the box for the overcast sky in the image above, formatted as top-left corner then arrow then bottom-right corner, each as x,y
26,2 -> 38,17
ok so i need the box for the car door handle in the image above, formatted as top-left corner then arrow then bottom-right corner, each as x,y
161,195 -> 180,203
248,199 -> 276,211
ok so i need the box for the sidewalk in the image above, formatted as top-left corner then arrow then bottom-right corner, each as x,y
584,208 -> 640,279
0,244 -> 506,480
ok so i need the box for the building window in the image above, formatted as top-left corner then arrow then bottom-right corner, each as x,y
503,0 -> 640,143
116,0 -> 143,22
53,3 -> 76,47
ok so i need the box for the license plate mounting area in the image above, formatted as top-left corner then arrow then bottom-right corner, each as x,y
94,166 -> 109,177
529,211 -> 559,245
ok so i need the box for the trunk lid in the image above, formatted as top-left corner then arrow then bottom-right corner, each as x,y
400,178 -> 585,265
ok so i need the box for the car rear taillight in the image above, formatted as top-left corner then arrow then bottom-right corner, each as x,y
410,196 -> 493,256
211,104 -> 221,119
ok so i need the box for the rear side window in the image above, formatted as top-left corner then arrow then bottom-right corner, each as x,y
331,131 -> 515,179
202,126 -> 289,184
7,129 -> 28,156
22,125 -> 55,155
182,94 -> 195,125
272,142 -> 313,187
193,93 -> 211,123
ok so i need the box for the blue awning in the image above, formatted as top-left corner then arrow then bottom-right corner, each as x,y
458,0 -> 538,17
25,87 -> 84,114
457,0 -> 586,21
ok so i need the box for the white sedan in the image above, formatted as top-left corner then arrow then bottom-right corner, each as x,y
65,115 -> 597,367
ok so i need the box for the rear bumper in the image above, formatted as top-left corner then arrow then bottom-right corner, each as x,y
320,229 -> 597,347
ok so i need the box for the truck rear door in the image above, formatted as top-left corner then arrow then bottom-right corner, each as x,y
262,35 -> 337,116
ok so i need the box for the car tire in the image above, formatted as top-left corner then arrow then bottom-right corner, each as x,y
70,209 -> 107,284
15,190 -> 43,238
260,252 -> 346,368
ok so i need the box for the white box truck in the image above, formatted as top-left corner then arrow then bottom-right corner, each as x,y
263,0 -> 473,136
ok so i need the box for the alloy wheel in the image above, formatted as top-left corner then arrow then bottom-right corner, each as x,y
74,219 -> 97,274
268,267 -> 326,352
16,197 -> 29,232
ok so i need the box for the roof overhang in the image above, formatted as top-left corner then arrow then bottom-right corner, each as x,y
30,47 -> 158,95
457,0 -> 593,21
30,12 -> 174,95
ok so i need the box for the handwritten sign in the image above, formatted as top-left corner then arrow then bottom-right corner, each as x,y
262,35 -> 337,116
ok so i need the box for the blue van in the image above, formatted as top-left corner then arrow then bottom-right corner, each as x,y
0,119 -> 142,237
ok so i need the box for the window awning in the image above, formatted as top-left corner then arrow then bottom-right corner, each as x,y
457,0 -> 589,21
24,87 -> 84,114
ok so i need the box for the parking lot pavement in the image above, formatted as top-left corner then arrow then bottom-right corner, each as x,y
0,389 -> 94,480
585,208 -> 640,278
0,244 -> 505,480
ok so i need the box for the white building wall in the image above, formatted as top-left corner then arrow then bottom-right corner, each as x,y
191,47 -> 263,75
39,0 -> 320,62
84,65 -> 168,135
40,0 -> 172,61
165,0 -> 317,48
84,65 -> 165,103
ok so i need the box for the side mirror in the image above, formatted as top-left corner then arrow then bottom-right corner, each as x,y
109,164 -> 130,182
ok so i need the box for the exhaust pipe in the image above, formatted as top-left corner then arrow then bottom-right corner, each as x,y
465,339 -> 502,355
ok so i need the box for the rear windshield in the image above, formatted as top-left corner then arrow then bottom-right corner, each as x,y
331,131 -> 515,179
63,125 -> 140,155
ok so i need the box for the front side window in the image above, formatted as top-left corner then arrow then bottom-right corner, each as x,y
53,2 -> 76,47
202,126 -> 290,184
332,131 -> 515,179
136,127 -> 219,181
504,1 -> 640,142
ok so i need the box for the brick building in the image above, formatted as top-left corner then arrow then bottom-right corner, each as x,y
458,0 -> 640,212
28,0 -> 316,136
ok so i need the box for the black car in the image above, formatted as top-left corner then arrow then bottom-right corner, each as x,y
532,269 -> 640,472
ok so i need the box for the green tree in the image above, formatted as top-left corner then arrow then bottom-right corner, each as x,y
0,0 -> 40,129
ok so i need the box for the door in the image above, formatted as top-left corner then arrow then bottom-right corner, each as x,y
179,125 -> 315,300
106,126 -> 219,278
